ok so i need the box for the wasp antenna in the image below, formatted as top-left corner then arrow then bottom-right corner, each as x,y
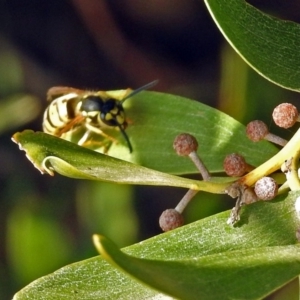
118,125 -> 133,153
122,80 -> 159,103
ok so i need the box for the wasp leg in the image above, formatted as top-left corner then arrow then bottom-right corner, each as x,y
77,124 -> 118,153
81,139 -> 113,154
78,129 -> 113,153
84,123 -> 118,143
78,130 -> 92,146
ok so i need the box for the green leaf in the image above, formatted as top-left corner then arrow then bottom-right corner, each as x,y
13,191 -> 300,300
119,91 -> 277,173
204,0 -> 300,91
14,91 -> 278,175
12,130 -> 229,193
95,237 -> 300,300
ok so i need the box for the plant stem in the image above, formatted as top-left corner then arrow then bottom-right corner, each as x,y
239,126 -> 300,187
285,150 -> 300,191
175,189 -> 199,214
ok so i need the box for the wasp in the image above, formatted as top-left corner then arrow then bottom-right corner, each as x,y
43,80 -> 158,153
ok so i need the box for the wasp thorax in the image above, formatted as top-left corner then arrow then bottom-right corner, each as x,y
81,95 -> 104,112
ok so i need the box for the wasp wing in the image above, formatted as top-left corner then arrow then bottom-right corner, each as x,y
47,86 -> 86,102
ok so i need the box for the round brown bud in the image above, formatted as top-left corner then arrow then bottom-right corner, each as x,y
159,209 -> 184,232
223,153 -> 248,177
254,177 -> 278,201
246,120 -> 269,142
173,133 -> 198,156
272,103 -> 299,129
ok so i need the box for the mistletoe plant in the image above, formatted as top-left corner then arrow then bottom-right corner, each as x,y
12,0 -> 300,299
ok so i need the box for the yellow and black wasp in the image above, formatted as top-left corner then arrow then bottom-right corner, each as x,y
43,80 -> 158,153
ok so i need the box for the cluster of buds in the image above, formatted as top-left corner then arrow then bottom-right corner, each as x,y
226,103 -> 300,224
159,103 -> 300,231
226,103 -> 300,225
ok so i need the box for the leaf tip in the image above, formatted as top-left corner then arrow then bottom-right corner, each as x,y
93,234 -> 105,255
93,234 -> 119,262
11,130 -> 54,176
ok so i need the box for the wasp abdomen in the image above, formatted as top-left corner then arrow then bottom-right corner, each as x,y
43,95 -> 80,136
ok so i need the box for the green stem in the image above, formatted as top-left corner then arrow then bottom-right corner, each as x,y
239,127 -> 300,187
286,149 -> 300,191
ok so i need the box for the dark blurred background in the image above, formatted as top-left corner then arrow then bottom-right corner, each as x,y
0,0 -> 300,298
